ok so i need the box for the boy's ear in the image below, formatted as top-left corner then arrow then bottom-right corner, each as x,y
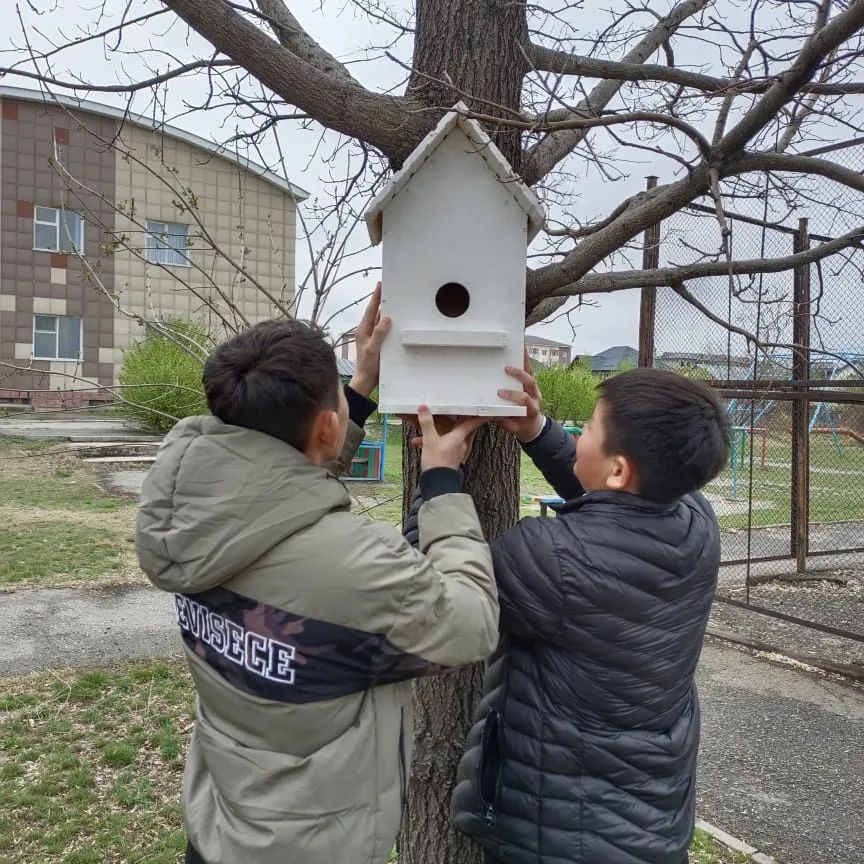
306,408 -> 340,453
606,454 -> 635,492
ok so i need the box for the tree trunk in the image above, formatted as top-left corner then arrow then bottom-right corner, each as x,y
398,4 -> 527,862
398,426 -> 520,864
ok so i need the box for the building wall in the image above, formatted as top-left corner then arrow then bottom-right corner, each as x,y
339,330 -> 358,362
110,124 -> 297,373
527,341 -> 571,367
0,98 -> 117,404
0,96 -> 298,406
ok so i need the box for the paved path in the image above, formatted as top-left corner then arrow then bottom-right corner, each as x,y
1,585 -> 862,863
0,585 -> 181,675
0,417 -> 157,442
696,639 -> 864,864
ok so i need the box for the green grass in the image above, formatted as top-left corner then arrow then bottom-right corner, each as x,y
0,661 -> 750,864
706,433 -> 864,530
0,521 -> 131,587
6,420 -> 859,589
0,436 -> 128,513
514,427 -> 864,532
0,436 -> 140,589
0,662 -> 193,864
690,828 -> 753,863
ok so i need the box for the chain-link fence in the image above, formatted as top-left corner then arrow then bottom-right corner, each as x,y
642,146 -> 864,641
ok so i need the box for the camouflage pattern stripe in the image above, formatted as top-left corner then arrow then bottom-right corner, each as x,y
174,587 -> 444,703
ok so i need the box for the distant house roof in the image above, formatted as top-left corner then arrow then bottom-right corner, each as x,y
589,345 -> 638,373
0,86 -> 309,201
526,335 -> 572,349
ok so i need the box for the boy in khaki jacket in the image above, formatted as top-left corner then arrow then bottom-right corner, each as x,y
136,287 -> 498,864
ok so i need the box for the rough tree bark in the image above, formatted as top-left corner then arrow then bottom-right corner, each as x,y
397,1 -> 527,862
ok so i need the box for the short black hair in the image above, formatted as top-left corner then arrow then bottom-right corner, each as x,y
597,368 -> 730,504
203,319 -> 339,450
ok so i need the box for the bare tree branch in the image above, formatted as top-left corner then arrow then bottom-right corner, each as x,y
523,0 -> 710,185
731,151 -> 864,195
544,226 -> 864,297
527,47 -> 864,96
253,0 -> 356,84
715,0 -> 864,160
0,60 -> 235,93
527,1 -> 864,308
161,0 -> 429,161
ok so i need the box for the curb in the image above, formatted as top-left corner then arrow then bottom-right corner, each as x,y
696,818 -> 778,863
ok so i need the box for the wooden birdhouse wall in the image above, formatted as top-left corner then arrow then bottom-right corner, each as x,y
378,128 -> 528,416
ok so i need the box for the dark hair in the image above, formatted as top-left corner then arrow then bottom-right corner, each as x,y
203,319 -> 339,450
597,368 -> 730,504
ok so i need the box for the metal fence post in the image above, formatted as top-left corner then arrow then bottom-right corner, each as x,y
791,218 -> 811,573
638,176 -> 660,368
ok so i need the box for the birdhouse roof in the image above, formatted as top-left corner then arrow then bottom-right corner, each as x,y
365,102 -> 545,246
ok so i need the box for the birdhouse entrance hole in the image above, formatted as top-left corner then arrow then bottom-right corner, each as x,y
436,282 -> 470,318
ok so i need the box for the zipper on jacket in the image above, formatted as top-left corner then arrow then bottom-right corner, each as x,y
484,804 -> 495,827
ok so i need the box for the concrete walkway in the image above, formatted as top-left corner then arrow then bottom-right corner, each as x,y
0,416 -> 158,442
0,585 -> 181,674
1,584 -> 862,863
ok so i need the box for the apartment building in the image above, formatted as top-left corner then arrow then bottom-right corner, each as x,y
0,87 -> 307,409
525,334 -> 572,367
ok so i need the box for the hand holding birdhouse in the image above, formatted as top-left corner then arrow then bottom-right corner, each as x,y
348,283 -> 392,398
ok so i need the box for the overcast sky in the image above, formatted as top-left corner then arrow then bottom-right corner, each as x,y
4,1 -> 862,358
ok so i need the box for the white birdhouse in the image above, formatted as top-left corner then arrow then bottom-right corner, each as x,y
365,102 -> 545,416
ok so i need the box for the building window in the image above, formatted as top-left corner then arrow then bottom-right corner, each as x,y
33,206 -> 84,253
32,315 -> 82,360
146,221 -> 190,266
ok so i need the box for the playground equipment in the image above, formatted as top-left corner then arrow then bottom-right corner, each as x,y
523,423 -> 582,514
342,415 -> 388,482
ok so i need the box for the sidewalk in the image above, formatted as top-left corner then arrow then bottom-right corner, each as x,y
696,638 -> 864,864
2,585 -> 863,863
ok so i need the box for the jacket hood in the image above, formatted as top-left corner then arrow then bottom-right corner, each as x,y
136,415 -> 350,593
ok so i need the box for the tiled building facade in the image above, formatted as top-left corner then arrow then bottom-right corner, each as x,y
0,88 -> 306,409
525,335 -> 572,367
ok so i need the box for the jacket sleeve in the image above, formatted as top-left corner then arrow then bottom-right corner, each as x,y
403,466 -> 462,549
329,385 -> 378,477
406,481 -> 564,644
522,418 -> 585,501
379,492 -> 499,668
490,517 -> 565,642
403,486 -> 422,549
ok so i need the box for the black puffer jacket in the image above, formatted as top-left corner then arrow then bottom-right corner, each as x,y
413,420 -> 720,864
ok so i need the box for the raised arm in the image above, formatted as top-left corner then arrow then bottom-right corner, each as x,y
330,282 -> 391,476
521,418 -> 585,501
496,350 -> 585,502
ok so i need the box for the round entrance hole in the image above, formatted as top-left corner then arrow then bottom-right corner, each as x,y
435,282 -> 470,318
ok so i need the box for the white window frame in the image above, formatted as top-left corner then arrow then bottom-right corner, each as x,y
33,206 -> 85,253
145,220 -> 191,267
32,315 -> 83,362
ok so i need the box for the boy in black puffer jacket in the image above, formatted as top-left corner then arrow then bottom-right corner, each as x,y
407,359 -> 729,864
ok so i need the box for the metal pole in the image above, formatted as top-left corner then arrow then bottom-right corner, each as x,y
791,218 -> 811,574
638,176 -> 660,368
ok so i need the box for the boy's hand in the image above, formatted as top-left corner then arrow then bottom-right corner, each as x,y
415,407 -> 487,472
349,282 -> 392,398
496,348 -> 545,442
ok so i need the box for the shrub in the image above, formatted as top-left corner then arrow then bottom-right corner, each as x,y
116,319 -> 212,433
536,363 -> 598,423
